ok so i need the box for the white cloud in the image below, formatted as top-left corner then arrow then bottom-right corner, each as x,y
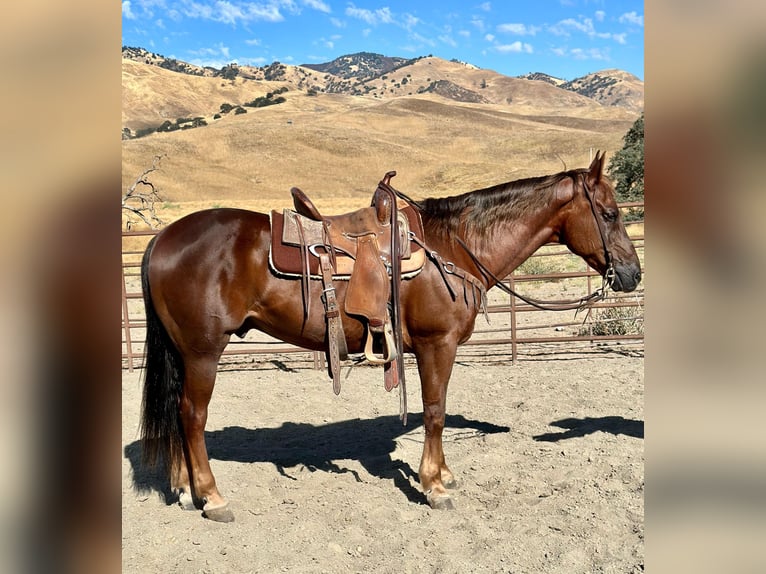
345,3 -> 393,25
122,1 -> 136,19
182,1 -> 292,25
557,17 -> 595,36
549,15 -> 628,44
216,2 -> 247,25
495,41 -> 533,54
245,37 -> 262,45
619,11 -> 643,27
439,35 -> 457,48
479,2 -> 491,11
403,13 -> 419,31
497,23 -> 538,36
570,47 -> 609,61
471,17 -> 486,33
410,32 -> 436,48
458,30 -> 470,38
330,17 -> 345,28
182,2 -> 214,20
484,33 -> 495,42
188,42 -> 232,65
303,0 -> 330,13
595,10 -> 605,22
316,35 -> 338,50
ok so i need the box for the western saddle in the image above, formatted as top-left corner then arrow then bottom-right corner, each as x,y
269,171 -> 425,411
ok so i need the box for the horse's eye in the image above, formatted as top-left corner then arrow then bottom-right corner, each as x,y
602,210 -> 618,223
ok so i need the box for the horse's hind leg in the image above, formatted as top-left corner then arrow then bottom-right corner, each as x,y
168,448 -> 196,510
179,352 -> 235,522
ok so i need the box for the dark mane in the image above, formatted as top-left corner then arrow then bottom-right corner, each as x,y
419,169 -> 585,241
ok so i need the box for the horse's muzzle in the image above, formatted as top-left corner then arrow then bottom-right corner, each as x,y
610,263 -> 642,292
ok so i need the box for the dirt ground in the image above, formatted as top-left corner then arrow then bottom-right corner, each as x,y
122,344 -> 643,574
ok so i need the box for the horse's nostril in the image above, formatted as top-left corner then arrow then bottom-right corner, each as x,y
634,269 -> 642,284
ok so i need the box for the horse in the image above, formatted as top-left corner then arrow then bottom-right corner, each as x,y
139,152 -> 641,522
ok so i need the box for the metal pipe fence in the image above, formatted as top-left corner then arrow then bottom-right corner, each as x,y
122,204 -> 643,370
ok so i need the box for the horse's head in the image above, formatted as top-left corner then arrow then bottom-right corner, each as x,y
557,151 -> 642,293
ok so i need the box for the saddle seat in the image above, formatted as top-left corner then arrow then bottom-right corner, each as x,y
270,186 -> 425,278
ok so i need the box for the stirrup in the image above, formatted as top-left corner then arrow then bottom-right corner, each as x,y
363,323 -> 398,364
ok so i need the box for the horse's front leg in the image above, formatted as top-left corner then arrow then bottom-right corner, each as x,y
413,336 -> 459,510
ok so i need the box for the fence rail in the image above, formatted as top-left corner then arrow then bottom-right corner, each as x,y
122,205 -> 643,371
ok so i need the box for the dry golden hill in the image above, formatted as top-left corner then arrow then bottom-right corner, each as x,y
348,56 -> 604,109
562,69 -> 645,112
123,91 -> 637,229
122,59 -> 291,132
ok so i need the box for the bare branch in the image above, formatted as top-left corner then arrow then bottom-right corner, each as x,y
123,155 -> 165,230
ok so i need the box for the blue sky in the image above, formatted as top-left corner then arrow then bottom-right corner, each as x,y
121,1 -> 644,81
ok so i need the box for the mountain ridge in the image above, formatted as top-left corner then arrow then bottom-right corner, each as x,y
122,46 -> 643,114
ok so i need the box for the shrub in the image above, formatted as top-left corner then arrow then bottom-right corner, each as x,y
577,303 -> 644,337
516,256 -> 559,277
134,126 -> 157,138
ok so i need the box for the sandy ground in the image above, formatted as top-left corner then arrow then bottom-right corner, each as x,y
122,345 -> 643,574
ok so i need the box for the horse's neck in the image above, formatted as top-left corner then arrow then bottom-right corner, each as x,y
447,209 -> 559,287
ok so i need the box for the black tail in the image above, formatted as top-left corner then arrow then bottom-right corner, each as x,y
139,236 -> 184,472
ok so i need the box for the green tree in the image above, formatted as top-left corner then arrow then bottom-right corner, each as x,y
609,113 -> 644,200
607,113 -> 644,220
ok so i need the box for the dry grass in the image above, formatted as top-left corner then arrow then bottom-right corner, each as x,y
122,59 -> 640,229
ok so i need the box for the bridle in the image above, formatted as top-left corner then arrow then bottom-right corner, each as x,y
581,173 -> 616,289
454,173 -> 617,312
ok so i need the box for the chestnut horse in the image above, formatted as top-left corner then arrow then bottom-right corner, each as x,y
139,152 -> 641,522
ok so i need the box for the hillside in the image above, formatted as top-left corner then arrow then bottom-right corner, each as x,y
561,69 -> 644,112
517,72 -> 566,87
300,52 -> 413,80
122,48 -> 641,226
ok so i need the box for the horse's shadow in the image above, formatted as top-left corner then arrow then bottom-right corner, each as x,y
124,413 -> 510,506
533,416 -> 644,442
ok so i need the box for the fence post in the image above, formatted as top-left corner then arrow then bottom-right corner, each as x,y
509,273 -> 517,365
122,262 -> 134,372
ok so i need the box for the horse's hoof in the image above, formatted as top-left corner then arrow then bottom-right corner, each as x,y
427,493 -> 455,510
202,502 -> 235,523
177,491 -> 196,511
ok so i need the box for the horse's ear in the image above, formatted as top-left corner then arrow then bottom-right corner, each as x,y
587,150 -> 605,184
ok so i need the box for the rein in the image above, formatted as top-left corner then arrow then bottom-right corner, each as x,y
455,236 -> 608,312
